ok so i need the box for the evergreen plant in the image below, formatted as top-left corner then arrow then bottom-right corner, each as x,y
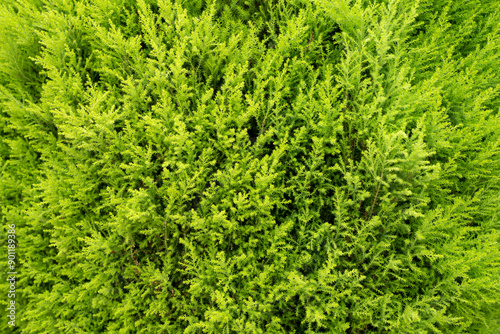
0,0 -> 499,333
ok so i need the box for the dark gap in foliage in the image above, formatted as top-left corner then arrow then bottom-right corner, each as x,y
324,23 -> 343,42
96,181 -> 107,194
85,68 -> 101,87
247,115 -> 259,144
139,39 -> 148,54
324,151 -> 339,167
262,131 -> 277,152
114,120 -> 125,134
34,150 -> 42,161
280,294 -> 303,331
319,203 -> 336,225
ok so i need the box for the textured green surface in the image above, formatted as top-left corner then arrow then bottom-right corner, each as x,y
1,0 -> 499,333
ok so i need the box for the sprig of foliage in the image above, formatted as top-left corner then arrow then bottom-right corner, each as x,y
0,0 -> 499,333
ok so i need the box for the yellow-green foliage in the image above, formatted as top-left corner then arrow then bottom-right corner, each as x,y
0,0 -> 499,333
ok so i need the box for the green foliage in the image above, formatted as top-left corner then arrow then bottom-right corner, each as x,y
0,0 -> 499,333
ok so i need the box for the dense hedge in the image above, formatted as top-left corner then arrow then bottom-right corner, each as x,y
1,0 -> 499,333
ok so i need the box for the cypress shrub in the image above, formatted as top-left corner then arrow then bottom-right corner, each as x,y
0,0 -> 499,333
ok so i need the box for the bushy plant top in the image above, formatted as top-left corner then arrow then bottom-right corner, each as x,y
0,0 -> 499,333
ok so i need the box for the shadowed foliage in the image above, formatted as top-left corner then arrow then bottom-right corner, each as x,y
0,0 -> 499,333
